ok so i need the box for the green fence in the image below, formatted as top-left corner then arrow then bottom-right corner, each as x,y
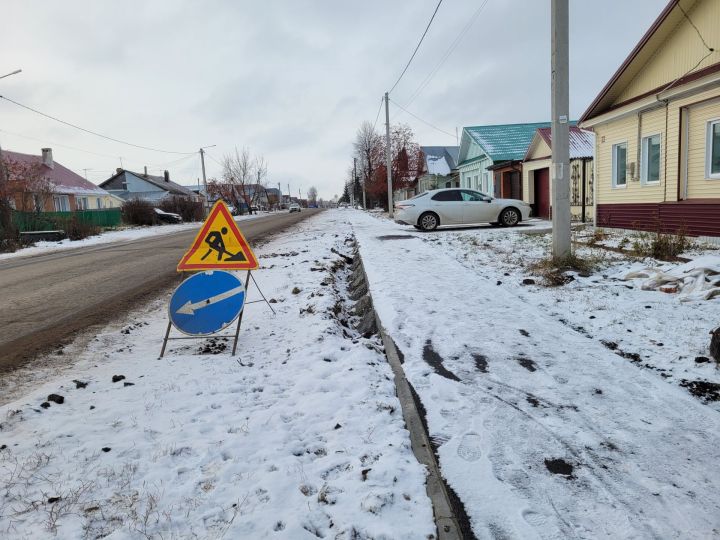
12,209 -> 122,232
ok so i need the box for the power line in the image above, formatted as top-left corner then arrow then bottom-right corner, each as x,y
402,0 -> 490,109
0,128 -> 123,159
389,98 -> 455,138
371,96 -> 384,131
677,3 -> 714,53
388,0 -> 444,95
0,94 -> 196,155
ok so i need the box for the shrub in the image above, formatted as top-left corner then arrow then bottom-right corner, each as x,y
60,215 -> 100,241
122,199 -> 157,226
629,225 -> 691,260
159,196 -> 204,222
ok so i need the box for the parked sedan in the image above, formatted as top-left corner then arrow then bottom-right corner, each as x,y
153,207 -> 183,224
394,188 -> 531,231
289,203 -> 301,213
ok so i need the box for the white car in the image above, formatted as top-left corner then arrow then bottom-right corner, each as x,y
289,203 -> 301,213
394,188 -> 531,231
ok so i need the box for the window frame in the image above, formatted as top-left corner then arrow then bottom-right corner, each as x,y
430,189 -> 462,202
640,133 -> 661,185
612,142 -> 628,188
706,118 -> 720,180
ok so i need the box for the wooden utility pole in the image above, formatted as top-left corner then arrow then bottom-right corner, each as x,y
385,92 -> 393,217
551,0 -> 571,258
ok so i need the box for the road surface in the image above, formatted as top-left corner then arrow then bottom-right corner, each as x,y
0,210 -> 321,371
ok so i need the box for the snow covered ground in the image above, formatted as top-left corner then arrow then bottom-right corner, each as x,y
350,210 -> 720,539
0,212 -> 270,262
0,212 -> 434,538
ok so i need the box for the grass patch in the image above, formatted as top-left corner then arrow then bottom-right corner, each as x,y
528,251 -> 604,286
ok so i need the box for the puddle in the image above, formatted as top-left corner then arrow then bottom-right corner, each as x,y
544,458 -> 574,477
422,340 -> 460,381
376,235 -> 416,241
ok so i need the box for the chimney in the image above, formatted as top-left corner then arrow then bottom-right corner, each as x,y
144,166 -> 148,176
41,148 -> 54,169
116,167 -> 123,174
164,170 -> 170,182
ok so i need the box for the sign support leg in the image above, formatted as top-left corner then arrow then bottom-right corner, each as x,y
249,272 -> 276,315
232,270 -> 252,356
159,320 -> 172,358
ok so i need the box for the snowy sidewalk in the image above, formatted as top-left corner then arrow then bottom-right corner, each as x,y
0,212 -> 434,538
350,211 -> 720,539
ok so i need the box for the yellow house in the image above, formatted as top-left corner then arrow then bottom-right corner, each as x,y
522,126 -> 595,222
579,0 -> 720,238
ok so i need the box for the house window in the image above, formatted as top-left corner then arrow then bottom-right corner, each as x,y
612,142 -> 627,187
76,197 -> 89,210
53,195 -> 70,212
641,134 -> 661,184
482,172 -> 489,192
707,119 -> 720,179
97,198 -> 102,209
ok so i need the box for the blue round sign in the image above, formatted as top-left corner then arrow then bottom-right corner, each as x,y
169,271 -> 245,336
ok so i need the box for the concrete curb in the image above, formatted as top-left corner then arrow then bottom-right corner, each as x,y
349,249 -> 463,540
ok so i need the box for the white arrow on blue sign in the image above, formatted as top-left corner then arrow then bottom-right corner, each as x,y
169,270 -> 245,336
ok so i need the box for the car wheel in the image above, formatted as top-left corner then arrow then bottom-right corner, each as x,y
418,212 -> 439,231
499,208 -> 520,227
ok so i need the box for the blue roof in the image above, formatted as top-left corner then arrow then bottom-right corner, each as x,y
464,122 -> 552,162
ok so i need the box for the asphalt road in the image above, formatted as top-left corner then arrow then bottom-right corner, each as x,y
0,209 -> 321,371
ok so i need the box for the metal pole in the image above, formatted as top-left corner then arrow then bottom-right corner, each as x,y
551,0 -> 571,258
199,148 -> 209,213
232,271 -> 252,356
277,182 -> 281,210
385,92 -> 393,217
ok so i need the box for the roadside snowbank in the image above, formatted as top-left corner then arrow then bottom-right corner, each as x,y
350,210 -> 720,539
0,212 -> 270,262
0,211 -> 434,538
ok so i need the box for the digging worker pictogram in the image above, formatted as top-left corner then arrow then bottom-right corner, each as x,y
200,227 -> 247,262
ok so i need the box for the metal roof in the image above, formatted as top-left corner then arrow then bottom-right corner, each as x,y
101,169 -> 197,198
463,122 -> 551,162
420,145 -> 459,174
3,149 -> 109,196
535,126 -> 595,159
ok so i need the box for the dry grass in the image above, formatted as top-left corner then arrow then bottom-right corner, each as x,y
528,251 -> 604,286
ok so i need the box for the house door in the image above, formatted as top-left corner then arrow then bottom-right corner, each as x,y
510,171 -> 521,200
533,168 -> 550,219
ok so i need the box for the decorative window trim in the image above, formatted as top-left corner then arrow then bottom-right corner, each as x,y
611,142 -> 628,189
706,118 -> 720,180
641,133 -> 662,185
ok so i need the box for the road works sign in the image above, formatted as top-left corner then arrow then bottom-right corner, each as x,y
169,270 -> 245,335
177,201 -> 259,272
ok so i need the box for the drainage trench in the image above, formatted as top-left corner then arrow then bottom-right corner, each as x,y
343,238 -> 473,540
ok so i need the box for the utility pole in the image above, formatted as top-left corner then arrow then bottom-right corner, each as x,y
353,157 -> 357,208
199,148 -> 208,213
278,182 -> 281,210
551,0 -> 571,259
385,92 -> 393,217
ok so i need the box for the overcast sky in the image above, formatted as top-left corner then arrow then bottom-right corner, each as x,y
1,0 -> 667,200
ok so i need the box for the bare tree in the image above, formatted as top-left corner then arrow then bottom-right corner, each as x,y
2,157 -> 54,213
208,147 -> 257,215
308,186 -> 318,205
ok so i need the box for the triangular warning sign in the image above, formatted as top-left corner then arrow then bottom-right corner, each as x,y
177,201 -> 259,272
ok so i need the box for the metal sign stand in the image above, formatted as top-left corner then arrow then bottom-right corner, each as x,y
159,270 -> 275,358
